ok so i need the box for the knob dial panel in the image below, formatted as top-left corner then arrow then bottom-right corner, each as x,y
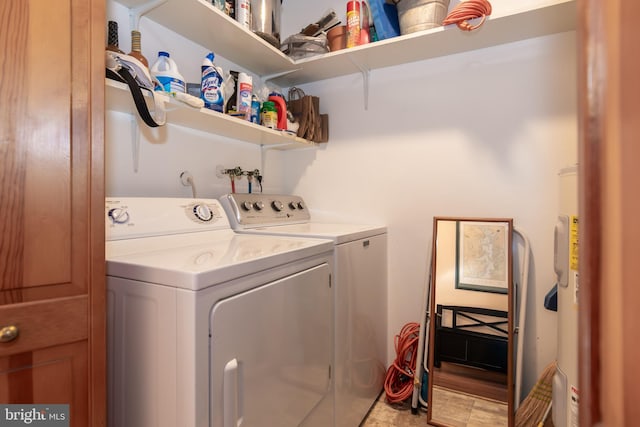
108,208 -> 130,224
272,200 -> 284,212
227,195 -> 310,226
193,204 -> 213,222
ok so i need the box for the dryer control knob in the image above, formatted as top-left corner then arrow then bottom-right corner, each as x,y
272,200 -> 284,212
297,201 -> 305,210
108,208 -> 130,224
253,201 -> 265,211
288,202 -> 297,210
241,201 -> 252,211
193,204 -> 213,222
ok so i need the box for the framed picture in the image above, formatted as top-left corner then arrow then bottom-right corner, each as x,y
456,221 -> 510,294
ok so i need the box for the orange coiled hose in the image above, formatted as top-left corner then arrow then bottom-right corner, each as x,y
442,0 -> 492,31
384,322 -> 421,404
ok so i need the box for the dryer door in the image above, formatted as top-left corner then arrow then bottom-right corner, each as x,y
210,263 -> 332,427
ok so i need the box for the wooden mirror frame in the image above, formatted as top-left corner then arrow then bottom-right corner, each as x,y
427,217 -> 514,427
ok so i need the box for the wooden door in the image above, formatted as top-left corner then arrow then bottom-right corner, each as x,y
0,0 -> 106,426
579,0 -> 640,425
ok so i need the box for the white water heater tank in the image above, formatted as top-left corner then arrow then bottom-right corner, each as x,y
552,165 -> 579,427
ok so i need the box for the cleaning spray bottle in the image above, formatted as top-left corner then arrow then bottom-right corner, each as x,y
236,72 -> 253,120
201,52 -> 224,112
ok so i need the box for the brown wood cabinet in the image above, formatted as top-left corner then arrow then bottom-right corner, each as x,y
0,1 -> 106,426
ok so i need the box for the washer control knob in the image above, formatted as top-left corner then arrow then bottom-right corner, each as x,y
241,201 -> 253,211
193,204 -> 213,222
253,201 -> 265,211
288,202 -> 297,210
108,208 -> 130,224
297,201 -> 305,210
272,200 -> 284,212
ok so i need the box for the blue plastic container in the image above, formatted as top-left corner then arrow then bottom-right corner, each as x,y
368,0 -> 401,40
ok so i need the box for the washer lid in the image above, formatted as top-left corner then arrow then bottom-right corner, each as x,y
106,230 -> 333,291
237,222 -> 387,244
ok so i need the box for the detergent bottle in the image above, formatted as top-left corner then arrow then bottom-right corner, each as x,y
150,51 -> 186,93
268,93 -> 287,130
201,52 -> 224,112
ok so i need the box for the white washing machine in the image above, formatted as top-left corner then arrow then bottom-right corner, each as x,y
220,194 -> 388,427
106,197 -> 335,427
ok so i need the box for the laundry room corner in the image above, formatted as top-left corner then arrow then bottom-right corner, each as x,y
104,0 -> 578,419
282,28 -> 577,399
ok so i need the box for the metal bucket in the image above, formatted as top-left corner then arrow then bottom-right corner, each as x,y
396,0 -> 450,34
251,0 -> 282,48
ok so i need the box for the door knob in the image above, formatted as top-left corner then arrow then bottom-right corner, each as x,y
0,325 -> 19,343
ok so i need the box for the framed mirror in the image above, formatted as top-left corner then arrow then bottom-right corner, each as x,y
427,217 -> 514,427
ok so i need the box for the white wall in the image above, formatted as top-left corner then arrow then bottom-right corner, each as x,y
106,0 -> 577,404
106,2 -> 289,197
284,31 -> 577,401
105,109 -> 289,196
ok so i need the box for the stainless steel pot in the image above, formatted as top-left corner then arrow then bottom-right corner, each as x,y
251,0 -> 282,48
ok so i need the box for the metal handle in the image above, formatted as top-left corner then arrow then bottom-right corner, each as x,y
0,325 -> 19,343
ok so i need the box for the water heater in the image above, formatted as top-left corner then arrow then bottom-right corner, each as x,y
552,165 -> 579,427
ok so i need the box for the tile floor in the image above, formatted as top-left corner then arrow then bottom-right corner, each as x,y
428,386 -> 508,427
360,388 -> 511,427
360,393 -> 428,427
361,392 -> 555,426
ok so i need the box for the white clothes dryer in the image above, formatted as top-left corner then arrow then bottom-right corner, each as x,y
220,194 -> 388,427
106,197 -> 335,427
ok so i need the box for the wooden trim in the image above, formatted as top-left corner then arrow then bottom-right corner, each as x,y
577,0 -> 602,425
580,0 -> 640,425
88,0 -> 106,425
618,2 -> 640,423
506,219 -> 514,427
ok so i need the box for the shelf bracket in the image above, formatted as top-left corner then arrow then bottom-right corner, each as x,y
131,117 -> 140,173
347,56 -> 371,110
260,141 -> 316,152
260,143 -> 293,153
128,0 -> 168,30
261,68 -> 303,85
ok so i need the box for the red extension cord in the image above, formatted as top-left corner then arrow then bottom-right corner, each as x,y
442,0 -> 493,31
384,322 -> 421,404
